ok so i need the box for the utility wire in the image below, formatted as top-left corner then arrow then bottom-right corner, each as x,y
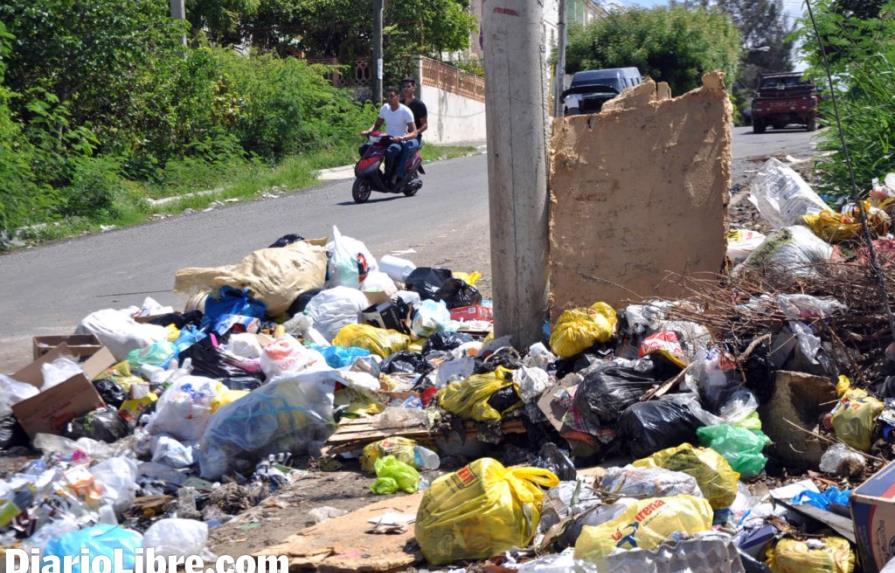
803,0 -> 895,343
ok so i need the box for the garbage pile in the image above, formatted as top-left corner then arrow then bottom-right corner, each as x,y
3,161 -> 895,571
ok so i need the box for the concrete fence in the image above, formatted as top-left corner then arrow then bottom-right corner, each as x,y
415,57 -> 486,145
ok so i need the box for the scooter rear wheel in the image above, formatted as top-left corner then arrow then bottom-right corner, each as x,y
352,179 -> 372,203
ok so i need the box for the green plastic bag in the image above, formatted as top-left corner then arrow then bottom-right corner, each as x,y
697,424 -> 771,478
370,455 -> 420,495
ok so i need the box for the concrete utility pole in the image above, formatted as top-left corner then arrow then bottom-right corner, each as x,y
372,0 -> 384,105
483,0 -> 549,348
170,0 -> 186,45
553,0 -> 567,117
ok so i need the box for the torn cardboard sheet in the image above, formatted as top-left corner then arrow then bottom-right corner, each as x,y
549,72 -> 731,315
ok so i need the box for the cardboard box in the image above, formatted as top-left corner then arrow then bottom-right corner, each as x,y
852,459 -> 895,572
11,343 -> 115,438
450,305 -> 493,323
32,334 -> 102,361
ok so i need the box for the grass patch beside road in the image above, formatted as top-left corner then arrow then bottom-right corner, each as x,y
9,144 -> 478,249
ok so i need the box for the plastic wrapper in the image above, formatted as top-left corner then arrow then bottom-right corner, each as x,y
142,518 -> 208,557
550,302 -> 618,358
697,424 -> 770,478
76,308 -> 168,361
90,456 -> 138,514
332,324 -> 410,358
146,375 -> 222,443
411,299 -> 451,337
618,400 -> 702,459
437,366 -> 520,422
260,335 -> 328,379
65,407 -> 129,443
776,294 -> 846,321
0,374 -> 39,417
574,495 -> 714,562
304,286 -> 369,341
748,158 -> 829,228
43,524 -> 143,573
415,458 -> 559,565
831,389 -> 883,451
766,536 -> 855,573
602,466 -> 703,499
633,444 -> 740,509
639,331 -> 687,368
370,455 -> 420,494
198,370 -> 336,480
573,358 -> 662,427
435,278 -> 482,309
819,443 -> 866,477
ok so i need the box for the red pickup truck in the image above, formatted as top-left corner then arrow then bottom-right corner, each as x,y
751,72 -> 818,133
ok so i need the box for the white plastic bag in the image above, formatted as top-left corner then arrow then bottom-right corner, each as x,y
224,333 -> 265,359
150,435 -> 195,468
260,335 -> 327,379
523,342 -> 556,369
749,158 -> 830,228
777,294 -> 846,321
515,366 -> 550,402
411,299 -> 451,337
739,226 -> 834,279
40,356 -> 84,390
361,270 -> 398,301
90,456 -> 139,514
76,308 -> 168,361
304,287 -> 370,342
146,375 -> 221,442
327,226 -> 378,289
142,518 -> 208,558
727,229 -> 767,263
198,369 -> 338,480
379,255 -> 416,283
0,374 -> 39,416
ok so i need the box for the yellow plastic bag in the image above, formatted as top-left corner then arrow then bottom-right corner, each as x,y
574,495 -> 713,562
415,458 -> 559,565
632,444 -> 740,509
165,324 -> 180,342
550,302 -> 618,358
334,386 -> 384,418
437,367 -> 519,422
210,388 -> 249,413
802,201 -> 890,243
332,324 -> 410,358
453,271 -> 482,286
831,388 -> 883,452
766,536 -> 855,573
361,437 -> 418,474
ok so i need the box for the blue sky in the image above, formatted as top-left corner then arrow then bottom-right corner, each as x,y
620,0 -> 804,21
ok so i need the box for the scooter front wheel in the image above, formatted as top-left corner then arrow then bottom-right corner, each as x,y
352,178 -> 372,203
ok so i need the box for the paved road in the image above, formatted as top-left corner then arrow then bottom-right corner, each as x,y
0,127 -> 817,372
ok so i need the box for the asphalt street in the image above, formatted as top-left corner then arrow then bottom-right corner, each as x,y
0,126 -> 817,371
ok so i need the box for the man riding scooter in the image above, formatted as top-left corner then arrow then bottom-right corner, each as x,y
361,87 -> 418,186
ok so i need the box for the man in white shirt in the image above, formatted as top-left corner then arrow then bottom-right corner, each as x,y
362,87 -> 418,184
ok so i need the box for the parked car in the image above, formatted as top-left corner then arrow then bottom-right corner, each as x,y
562,67 -> 643,116
751,72 -> 818,133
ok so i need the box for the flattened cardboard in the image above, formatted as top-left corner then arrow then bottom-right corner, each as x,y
852,460 -> 895,573
11,345 -> 116,438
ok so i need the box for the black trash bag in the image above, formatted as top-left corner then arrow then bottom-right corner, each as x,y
93,379 -> 126,408
532,442 -> 577,481
486,384 -> 522,414
404,267 -> 452,300
0,415 -> 29,449
362,299 -> 413,335
554,352 -> 603,380
380,351 -> 433,375
475,347 -> 523,374
65,407 -> 129,443
221,376 -> 264,391
435,278 -> 482,309
617,400 -> 702,459
287,288 -> 323,317
739,338 -> 775,405
573,358 -> 662,427
145,310 -> 204,329
269,234 -> 305,248
179,337 -> 263,381
423,331 -> 474,353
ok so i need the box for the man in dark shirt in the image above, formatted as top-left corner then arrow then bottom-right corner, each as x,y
400,77 -> 428,144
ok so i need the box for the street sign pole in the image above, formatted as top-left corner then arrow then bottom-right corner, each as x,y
554,0 -> 567,117
373,0 -> 384,105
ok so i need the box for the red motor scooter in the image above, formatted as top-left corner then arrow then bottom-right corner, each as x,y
352,132 -> 424,204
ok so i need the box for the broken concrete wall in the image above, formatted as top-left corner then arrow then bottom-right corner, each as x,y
549,73 -> 731,315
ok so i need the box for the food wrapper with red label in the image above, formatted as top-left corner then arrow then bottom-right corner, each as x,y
638,331 -> 687,368
415,457 -> 559,565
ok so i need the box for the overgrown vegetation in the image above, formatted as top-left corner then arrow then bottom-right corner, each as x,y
566,6 -> 741,96
797,0 -> 895,196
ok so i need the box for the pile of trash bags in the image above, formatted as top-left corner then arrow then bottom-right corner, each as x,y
3,157 -> 895,573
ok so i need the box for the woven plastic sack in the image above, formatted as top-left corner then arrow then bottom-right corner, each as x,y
697,424 -> 771,478
332,324 -> 410,358
550,302 -> 618,358
574,495 -> 713,562
766,536 -> 855,573
437,366 -> 519,422
831,389 -> 883,452
415,458 -> 559,565
632,444 -> 740,509
370,455 -> 420,494
361,437 -> 417,473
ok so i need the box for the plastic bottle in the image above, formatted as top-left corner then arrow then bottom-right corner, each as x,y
413,446 -> 441,471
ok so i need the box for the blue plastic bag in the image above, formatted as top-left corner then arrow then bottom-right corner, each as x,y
43,524 -> 143,573
309,345 -> 371,368
792,486 -> 851,510
173,325 -> 207,357
202,287 -> 267,334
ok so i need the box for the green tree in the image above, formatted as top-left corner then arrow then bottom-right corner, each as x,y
566,6 -> 740,96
